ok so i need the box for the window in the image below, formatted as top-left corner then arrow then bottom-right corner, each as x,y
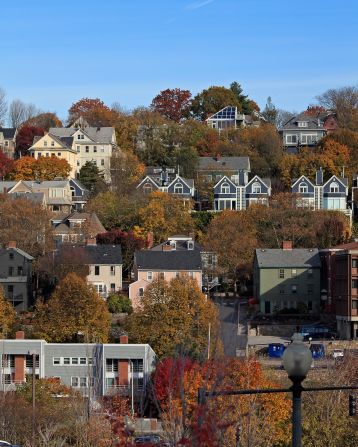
77,160 -> 80,166
94,266 -> 100,275
85,146 -> 89,153
279,269 -> 285,278
189,272 -> 194,278
301,134 -> 317,145
80,358 -> 87,365
299,183 -> 308,193
221,183 -> 230,194
7,285 -> 13,296
279,287 -> 285,294
298,121 -> 308,127
88,358 -> 93,365
77,146 -> 80,152
80,377 -> 87,387
44,141 -> 48,147
291,285 -> 298,294
139,288 -> 144,297
352,300 -> 358,309
52,205 -> 60,211
175,272 -> 180,278
291,269 -> 297,277
252,182 -> 261,194
51,141 -> 55,147
97,284 -> 103,293
286,135 -> 297,144
147,272 -> 153,280
132,359 -> 143,372
307,284 -> 314,295
352,279 -> 358,289
174,183 -> 183,194
353,259 -> 358,269
71,377 -> 79,387
9,252 -> 14,260
106,377 -> 115,388
110,266 -> 116,276
330,182 -> 339,193
17,266 -> 23,276
94,146 -> 97,152
8,267 -> 14,276
159,272 -> 165,280
53,358 -> 61,365
71,358 -> 79,365
101,159 -> 104,166
57,152 -> 61,157
187,241 -> 194,250
143,183 -> 153,194
46,153 -> 49,157
110,283 -> 115,291
101,147 -> 105,153
63,357 -> 70,365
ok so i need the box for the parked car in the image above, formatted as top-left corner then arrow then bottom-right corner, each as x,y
332,349 -> 344,359
134,435 -> 162,445
0,442 -> 22,447
310,343 -> 325,359
268,343 -> 285,358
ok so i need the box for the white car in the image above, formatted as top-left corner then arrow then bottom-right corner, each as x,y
332,349 -> 344,359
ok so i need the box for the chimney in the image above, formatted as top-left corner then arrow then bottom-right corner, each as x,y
86,238 -> 97,246
15,331 -> 25,339
282,241 -> 293,250
119,335 -> 128,344
162,244 -> 172,251
7,241 -> 17,249
238,171 -> 247,186
316,168 -> 324,185
146,232 -> 154,249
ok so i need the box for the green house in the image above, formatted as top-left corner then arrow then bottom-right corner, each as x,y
253,246 -> 321,315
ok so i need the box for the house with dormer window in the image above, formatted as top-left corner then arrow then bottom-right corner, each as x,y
137,167 -> 194,199
213,174 -> 271,211
291,168 -> 350,217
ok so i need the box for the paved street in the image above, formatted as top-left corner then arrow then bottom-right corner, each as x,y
213,296 -> 248,357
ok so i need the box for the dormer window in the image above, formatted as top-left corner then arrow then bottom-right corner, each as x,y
143,183 -> 153,194
330,182 -> 339,193
170,241 -> 176,250
187,241 -> 194,250
299,183 -> 308,193
174,183 -> 183,194
221,182 -> 230,194
252,182 -> 261,194
298,121 -> 308,127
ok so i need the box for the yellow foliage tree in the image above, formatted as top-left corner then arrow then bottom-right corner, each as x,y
138,191 -> 194,243
0,287 -> 16,337
33,273 -> 111,343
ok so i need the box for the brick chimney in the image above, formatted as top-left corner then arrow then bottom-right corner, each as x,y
7,241 -> 17,249
120,335 -> 128,344
146,232 -> 154,249
15,330 -> 25,339
282,241 -> 293,250
86,238 -> 97,246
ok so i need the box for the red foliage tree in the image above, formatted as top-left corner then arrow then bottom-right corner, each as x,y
0,151 -> 14,179
151,88 -> 192,122
96,229 -> 146,274
305,105 -> 326,116
16,124 -> 45,155
68,97 -> 115,126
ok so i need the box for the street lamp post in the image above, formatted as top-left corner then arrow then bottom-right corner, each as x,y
282,333 -> 312,447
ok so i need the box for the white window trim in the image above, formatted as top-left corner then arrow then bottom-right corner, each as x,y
147,271 -> 153,281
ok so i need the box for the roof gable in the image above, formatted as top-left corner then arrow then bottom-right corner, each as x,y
213,175 -> 237,189
137,176 -> 160,189
291,175 -> 315,189
167,175 -> 193,191
246,175 -> 269,189
322,175 -> 346,189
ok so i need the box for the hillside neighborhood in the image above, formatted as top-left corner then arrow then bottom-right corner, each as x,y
1,80 -> 358,446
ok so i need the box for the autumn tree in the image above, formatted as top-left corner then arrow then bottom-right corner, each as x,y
33,155 -> 71,180
15,124 -> 45,155
151,88 -> 192,122
110,151 -> 145,196
126,277 -> 220,358
0,287 -> 16,337
191,83 -> 253,120
33,273 -> 111,343
138,191 -> 194,244
204,210 -> 258,285
97,229 -> 146,274
0,150 -> 14,179
0,195 -> 53,257
25,112 -> 62,130
68,97 -> 115,126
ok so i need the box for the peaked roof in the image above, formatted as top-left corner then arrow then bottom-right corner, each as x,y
281,112 -> 328,131
49,127 -> 114,144
198,156 -> 250,172
255,248 -> 321,268
57,244 -> 122,265
0,128 -> 16,139
206,106 -> 237,121
135,250 -> 202,270
0,246 -> 34,261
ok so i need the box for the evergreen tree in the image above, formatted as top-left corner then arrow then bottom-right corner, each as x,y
78,160 -> 106,194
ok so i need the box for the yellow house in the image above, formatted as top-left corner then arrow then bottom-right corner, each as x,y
29,134 -> 77,178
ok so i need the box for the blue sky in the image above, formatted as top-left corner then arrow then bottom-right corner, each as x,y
1,0 -> 357,120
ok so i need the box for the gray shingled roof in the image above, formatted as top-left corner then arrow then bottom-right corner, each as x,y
198,156 -> 250,172
135,250 -> 202,270
0,128 -> 16,139
49,127 -> 114,144
0,181 -> 17,193
83,244 -> 122,265
8,192 -> 45,204
281,113 -> 326,131
255,248 -> 321,268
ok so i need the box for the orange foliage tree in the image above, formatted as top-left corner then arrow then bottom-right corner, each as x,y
151,88 -> 192,122
68,97 -> 115,126
10,155 -> 71,180
10,156 -> 36,180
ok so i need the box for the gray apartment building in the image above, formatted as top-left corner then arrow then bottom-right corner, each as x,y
0,242 -> 34,311
254,242 -> 321,314
0,332 -> 156,399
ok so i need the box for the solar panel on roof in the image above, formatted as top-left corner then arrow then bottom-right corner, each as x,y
208,106 -> 237,120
